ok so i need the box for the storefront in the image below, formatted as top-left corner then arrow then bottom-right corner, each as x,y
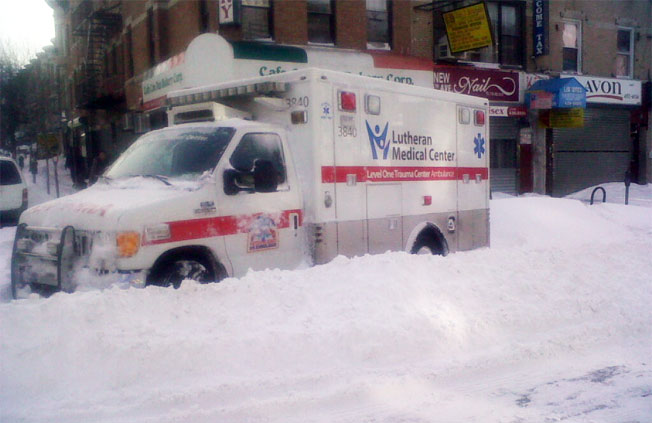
530,76 -> 642,197
433,65 -> 526,195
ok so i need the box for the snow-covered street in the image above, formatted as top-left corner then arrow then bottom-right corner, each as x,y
1,159 -> 651,422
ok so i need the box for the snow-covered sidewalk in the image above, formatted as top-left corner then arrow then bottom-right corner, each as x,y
1,164 -> 650,422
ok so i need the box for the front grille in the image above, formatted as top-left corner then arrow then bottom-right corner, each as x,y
74,231 -> 95,257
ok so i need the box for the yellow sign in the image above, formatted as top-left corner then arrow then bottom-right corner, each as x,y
539,108 -> 584,128
443,3 -> 494,54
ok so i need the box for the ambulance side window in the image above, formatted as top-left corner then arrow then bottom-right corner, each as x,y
229,133 -> 287,190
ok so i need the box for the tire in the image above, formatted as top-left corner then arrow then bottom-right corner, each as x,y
148,255 -> 215,289
410,231 -> 447,256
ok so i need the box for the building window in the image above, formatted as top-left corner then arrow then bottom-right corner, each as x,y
435,1 -> 523,67
104,51 -> 109,77
200,0 -> 209,33
242,0 -> 273,40
614,27 -> 634,78
562,20 -> 581,73
308,0 -> 335,44
126,27 -> 134,77
111,47 -> 118,75
497,4 -> 521,66
147,8 -> 155,66
367,0 -> 391,49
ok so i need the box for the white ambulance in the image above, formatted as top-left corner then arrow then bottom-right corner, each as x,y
11,69 -> 489,298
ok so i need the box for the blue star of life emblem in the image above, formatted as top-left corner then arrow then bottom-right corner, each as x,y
474,133 -> 486,159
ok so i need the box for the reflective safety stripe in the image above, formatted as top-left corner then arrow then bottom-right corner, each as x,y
142,209 -> 303,246
321,166 -> 488,183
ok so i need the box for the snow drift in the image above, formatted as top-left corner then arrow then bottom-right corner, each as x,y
1,160 -> 651,422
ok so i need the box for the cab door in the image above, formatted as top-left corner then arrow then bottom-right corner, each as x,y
218,131 -> 303,276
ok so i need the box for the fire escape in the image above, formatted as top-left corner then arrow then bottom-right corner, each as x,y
72,1 -> 122,109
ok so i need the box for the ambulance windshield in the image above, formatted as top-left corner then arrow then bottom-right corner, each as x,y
106,126 -> 235,181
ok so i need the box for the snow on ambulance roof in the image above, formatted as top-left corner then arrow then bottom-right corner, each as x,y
167,67 -> 488,107
150,118 -> 268,132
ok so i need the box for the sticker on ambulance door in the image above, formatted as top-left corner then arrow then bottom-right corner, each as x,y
247,215 -> 279,252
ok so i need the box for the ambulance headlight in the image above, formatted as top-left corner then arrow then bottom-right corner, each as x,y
116,231 -> 141,257
144,223 -> 171,243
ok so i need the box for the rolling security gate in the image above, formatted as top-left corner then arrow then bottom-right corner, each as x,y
551,107 -> 631,197
489,116 -> 519,195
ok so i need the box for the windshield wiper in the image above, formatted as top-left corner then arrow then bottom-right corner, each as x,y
99,175 -> 113,184
135,174 -> 172,186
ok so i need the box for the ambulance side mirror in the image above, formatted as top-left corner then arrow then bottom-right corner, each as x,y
223,159 -> 278,195
223,169 -> 241,195
253,159 -> 278,193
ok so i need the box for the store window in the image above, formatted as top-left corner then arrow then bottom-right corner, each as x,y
562,20 -> 581,73
367,0 -> 391,49
308,0 -> 335,44
242,0 -> 273,40
614,28 -> 634,78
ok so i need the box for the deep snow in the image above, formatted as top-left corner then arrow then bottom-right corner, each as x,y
1,158 -> 651,422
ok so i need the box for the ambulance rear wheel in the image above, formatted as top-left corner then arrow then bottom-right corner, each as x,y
148,251 -> 218,289
410,229 -> 448,256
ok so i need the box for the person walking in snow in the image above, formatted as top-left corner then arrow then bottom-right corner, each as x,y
88,150 -> 109,185
29,155 -> 38,183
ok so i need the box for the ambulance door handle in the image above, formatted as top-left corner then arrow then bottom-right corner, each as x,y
463,174 -> 470,184
290,212 -> 299,236
475,174 -> 482,183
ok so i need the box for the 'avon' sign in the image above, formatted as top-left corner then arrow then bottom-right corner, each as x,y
433,65 -> 520,102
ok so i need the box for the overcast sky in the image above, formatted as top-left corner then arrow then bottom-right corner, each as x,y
0,0 -> 55,63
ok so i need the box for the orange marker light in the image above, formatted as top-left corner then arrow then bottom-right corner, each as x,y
116,232 -> 141,257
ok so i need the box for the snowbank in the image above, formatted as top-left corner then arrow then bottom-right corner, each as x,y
1,163 -> 651,422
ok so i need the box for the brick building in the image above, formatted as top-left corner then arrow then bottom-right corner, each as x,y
428,0 -> 651,195
45,0 -> 651,194
524,0 -> 652,195
46,0 -> 434,183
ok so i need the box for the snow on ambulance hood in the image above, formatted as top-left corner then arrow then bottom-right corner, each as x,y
20,178 -> 203,230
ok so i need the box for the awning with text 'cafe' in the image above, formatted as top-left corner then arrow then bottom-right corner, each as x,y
526,77 -> 587,109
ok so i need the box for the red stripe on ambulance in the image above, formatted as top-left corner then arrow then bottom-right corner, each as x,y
143,209 -> 303,245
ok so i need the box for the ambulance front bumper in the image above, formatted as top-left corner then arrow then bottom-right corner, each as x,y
11,224 -> 146,298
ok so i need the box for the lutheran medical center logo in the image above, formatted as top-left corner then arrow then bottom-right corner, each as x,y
365,120 -> 456,163
366,121 -> 390,159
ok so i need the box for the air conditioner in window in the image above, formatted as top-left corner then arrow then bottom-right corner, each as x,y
437,38 -> 479,62
122,113 -> 134,131
134,113 -> 151,134
437,38 -> 456,60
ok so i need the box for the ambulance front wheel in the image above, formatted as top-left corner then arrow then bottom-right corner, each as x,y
410,227 -> 449,256
147,248 -> 225,289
